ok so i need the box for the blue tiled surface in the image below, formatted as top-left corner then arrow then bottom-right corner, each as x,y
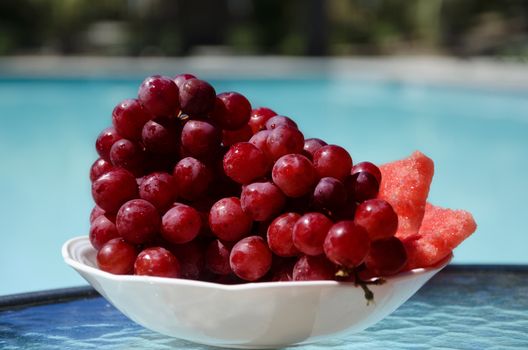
1,269 -> 527,349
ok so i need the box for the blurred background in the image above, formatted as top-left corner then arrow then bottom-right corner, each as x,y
1,0 -> 528,296
1,0 -> 528,58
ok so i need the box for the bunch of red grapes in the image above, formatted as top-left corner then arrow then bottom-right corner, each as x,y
89,74 -> 408,283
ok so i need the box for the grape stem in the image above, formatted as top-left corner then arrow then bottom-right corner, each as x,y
177,112 -> 190,122
336,268 -> 386,305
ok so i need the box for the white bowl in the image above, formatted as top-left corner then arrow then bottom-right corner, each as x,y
62,236 -> 451,349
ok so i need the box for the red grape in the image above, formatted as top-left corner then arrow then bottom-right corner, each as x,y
302,138 -> 327,160
222,124 -> 253,147
223,142 -> 269,184
312,145 -> 352,181
179,78 -> 216,116
210,92 -> 251,130
213,273 -> 244,285
344,171 -> 379,203
161,204 -> 202,244
351,161 -> 382,184
266,212 -> 301,257
248,130 -> 271,156
272,154 -> 317,198
363,237 -> 407,277
95,127 -> 122,162
141,119 -> 180,155
293,212 -> 333,256
112,98 -> 152,140
173,157 -> 213,200
89,215 -> 119,251
324,221 -> 370,268
138,75 -> 180,117
190,197 -> 216,237
249,107 -> 277,133
312,177 -> 347,212
92,168 -> 138,213
88,73 -> 408,286
173,73 -> 196,89
109,139 -> 145,175
241,181 -> 286,221
266,125 -> 304,160
181,119 -> 221,158
354,199 -> 398,241
229,236 -> 272,281
90,158 -> 114,182
209,197 -> 252,241
134,247 -> 180,278
205,239 -> 232,275
139,172 -> 177,212
90,205 -> 105,224
265,115 -> 298,130
97,238 -> 137,275
169,240 -> 205,280
292,255 -> 335,281
116,199 -> 161,244
269,259 -> 295,281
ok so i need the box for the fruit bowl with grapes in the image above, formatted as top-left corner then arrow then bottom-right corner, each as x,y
63,74 -> 476,349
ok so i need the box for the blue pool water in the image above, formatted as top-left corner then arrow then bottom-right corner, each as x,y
0,77 -> 527,296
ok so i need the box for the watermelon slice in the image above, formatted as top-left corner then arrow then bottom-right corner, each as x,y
378,151 -> 434,240
403,203 -> 477,270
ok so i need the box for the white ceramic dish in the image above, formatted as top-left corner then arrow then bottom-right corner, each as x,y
63,236 -> 451,349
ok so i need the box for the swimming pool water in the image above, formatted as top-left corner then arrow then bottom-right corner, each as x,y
0,77 -> 527,296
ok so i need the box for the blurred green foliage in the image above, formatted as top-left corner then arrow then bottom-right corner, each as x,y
0,0 -> 527,57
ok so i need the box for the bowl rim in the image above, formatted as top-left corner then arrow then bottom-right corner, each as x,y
63,235 -> 452,291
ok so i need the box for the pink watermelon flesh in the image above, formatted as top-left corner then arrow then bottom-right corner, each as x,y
378,151 -> 434,240
403,203 -> 477,270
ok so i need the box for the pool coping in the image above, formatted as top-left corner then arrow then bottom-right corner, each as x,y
0,286 -> 99,312
1,55 -> 528,90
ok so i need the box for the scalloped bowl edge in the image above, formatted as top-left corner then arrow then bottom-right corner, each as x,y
63,236 -> 451,349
